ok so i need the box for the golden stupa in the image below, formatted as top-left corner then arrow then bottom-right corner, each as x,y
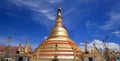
15,40 -> 32,57
32,7 -> 83,61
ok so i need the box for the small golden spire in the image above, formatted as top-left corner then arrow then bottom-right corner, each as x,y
93,43 -> 98,53
23,40 -> 32,57
24,40 -> 29,54
18,41 -> 22,51
85,40 -> 90,54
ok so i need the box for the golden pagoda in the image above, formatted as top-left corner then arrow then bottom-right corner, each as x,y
17,41 -> 23,52
84,41 -> 90,54
91,43 -> 99,57
92,43 -> 98,54
15,40 -> 32,57
23,40 -> 32,57
15,41 -> 23,57
83,41 -> 102,61
32,7 -> 83,61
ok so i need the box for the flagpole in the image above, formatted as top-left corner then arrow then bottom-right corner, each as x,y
103,36 -> 110,61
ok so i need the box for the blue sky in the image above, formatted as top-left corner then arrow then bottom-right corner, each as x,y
0,0 -> 120,50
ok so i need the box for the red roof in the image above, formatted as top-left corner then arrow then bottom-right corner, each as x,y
0,50 -> 4,52
0,46 -> 19,53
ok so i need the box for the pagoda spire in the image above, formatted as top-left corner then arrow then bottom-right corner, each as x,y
55,6 -> 62,27
85,40 -> 90,54
93,43 -> 98,53
48,6 -> 69,39
18,41 -> 22,51
24,40 -> 29,54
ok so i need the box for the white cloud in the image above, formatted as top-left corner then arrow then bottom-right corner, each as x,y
11,0 -> 40,8
10,0 -> 57,25
112,31 -> 120,37
43,36 -> 48,40
46,14 -> 55,20
64,8 -> 76,16
86,20 -> 97,29
38,9 -> 56,20
100,12 -> 120,30
99,0 -> 120,30
73,0 -> 112,3
79,39 -> 119,51
40,10 -> 52,14
48,0 -> 62,3
12,0 -> 59,7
